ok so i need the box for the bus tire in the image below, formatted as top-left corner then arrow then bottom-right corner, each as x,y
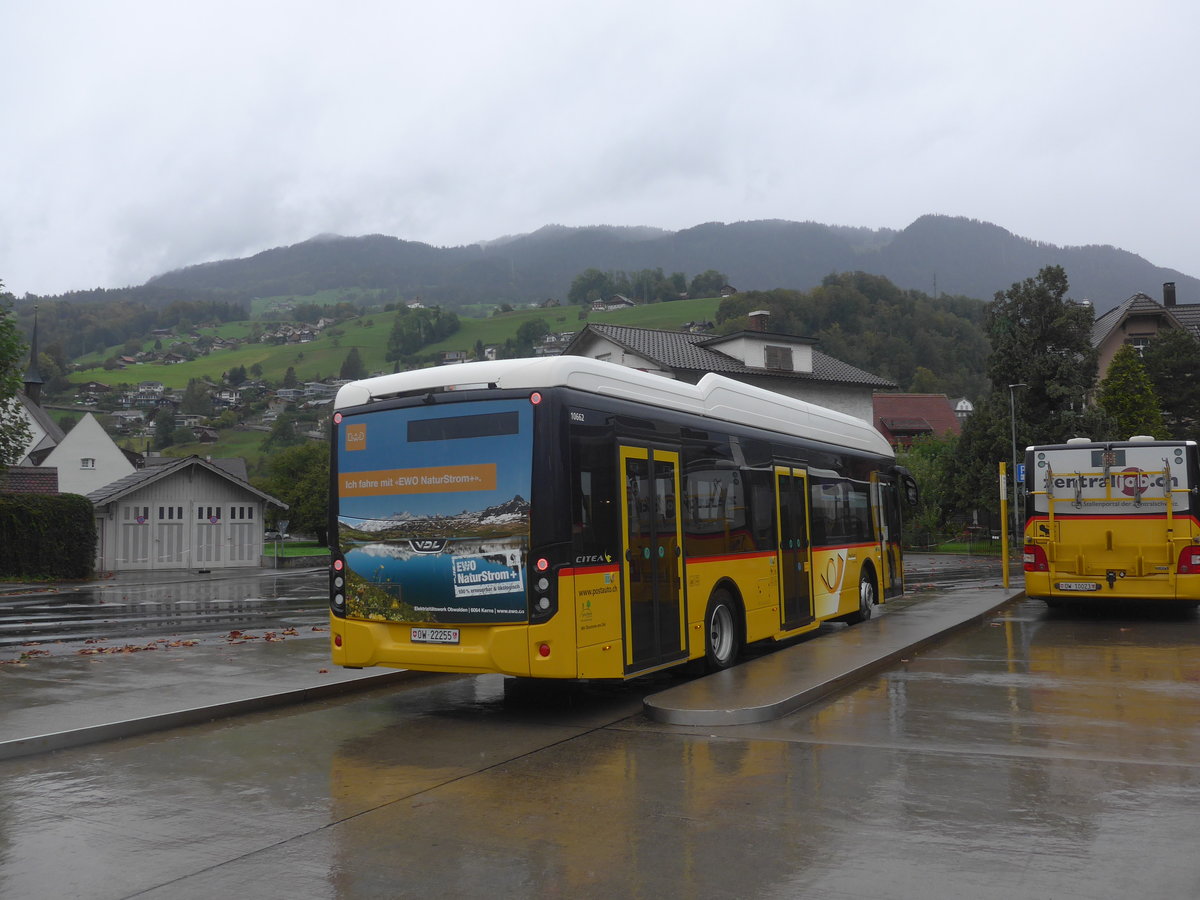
845,569 -> 876,625
704,590 -> 741,671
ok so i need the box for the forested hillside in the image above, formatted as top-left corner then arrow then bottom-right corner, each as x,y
717,272 -> 989,399
131,215 -> 1197,313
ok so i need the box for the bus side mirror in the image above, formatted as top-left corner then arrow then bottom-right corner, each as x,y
903,474 -> 919,507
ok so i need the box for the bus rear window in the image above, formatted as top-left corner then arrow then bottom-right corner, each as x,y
408,411 -> 519,442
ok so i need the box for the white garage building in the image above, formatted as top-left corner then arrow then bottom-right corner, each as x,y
87,455 -> 288,571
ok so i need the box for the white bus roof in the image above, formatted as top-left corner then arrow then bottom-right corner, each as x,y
336,357 -> 894,459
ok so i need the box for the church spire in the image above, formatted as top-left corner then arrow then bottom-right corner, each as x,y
23,304 -> 44,406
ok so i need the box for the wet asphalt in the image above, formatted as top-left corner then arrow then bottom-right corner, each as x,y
0,566 -> 330,648
3,554 -> 1198,898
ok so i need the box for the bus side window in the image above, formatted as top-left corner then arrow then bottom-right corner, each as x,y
570,428 -> 620,557
743,468 -> 776,551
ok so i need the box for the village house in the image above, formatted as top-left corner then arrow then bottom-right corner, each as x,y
88,456 -> 286,572
302,382 -> 337,399
77,380 -> 111,397
110,410 -> 148,432
193,426 -> 221,443
1091,282 -> 1200,379
590,295 -> 637,312
36,413 -> 137,495
563,311 -> 893,421
534,333 -> 575,357
872,394 -> 963,447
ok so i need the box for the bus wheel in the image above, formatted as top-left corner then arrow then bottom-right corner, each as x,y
845,570 -> 876,625
704,590 -> 740,671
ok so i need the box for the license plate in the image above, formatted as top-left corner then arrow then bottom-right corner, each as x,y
1056,582 -> 1102,592
411,627 -> 460,644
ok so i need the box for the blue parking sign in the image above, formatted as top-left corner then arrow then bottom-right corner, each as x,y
1016,463 -> 1025,484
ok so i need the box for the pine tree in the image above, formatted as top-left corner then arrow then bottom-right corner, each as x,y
339,347 -> 366,380
1142,328 -> 1200,439
1096,344 -> 1167,440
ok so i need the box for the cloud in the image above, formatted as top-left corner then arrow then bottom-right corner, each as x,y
2,0 -> 1198,297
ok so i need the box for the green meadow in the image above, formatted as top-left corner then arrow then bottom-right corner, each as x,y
70,296 -> 724,391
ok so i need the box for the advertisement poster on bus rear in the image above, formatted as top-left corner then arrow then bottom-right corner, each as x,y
335,399 -> 533,624
1030,444 -> 1190,514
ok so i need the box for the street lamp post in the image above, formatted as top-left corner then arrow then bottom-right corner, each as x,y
1009,383 -> 1027,535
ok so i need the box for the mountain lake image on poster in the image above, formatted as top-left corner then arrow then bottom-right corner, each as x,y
335,399 -> 533,624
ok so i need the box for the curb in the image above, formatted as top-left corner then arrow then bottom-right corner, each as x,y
643,588 -> 1023,726
0,669 -> 419,762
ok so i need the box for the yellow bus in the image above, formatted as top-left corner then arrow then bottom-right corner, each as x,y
1023,437 -> 1200,608
328,357 -> 917,679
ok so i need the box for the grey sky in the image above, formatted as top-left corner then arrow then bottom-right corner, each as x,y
2,1 -> 1197,298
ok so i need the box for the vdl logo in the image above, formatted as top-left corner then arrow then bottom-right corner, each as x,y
409,539 -> 448,553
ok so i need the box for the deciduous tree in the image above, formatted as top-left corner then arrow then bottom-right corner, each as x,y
261,412 -> 305,451
896,433 -> 958,539
180,378 -> 214,417
984,265 -> 1097,444
567,268 -> 615,305
0,285 -> 32,468
947,266 -> 1097,518
257,441 -> 329,545
688,269 -> 728,298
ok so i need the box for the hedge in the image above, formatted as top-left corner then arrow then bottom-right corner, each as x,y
0,493 -> 96,579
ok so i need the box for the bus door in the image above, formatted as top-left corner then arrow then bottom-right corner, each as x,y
775,466 -> 813,629
619,445 -> 687,672
872,472 -> 898,598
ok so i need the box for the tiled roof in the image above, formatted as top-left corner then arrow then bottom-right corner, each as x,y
1091,293 -> 1199,347
0,466 -> 59,494
18,392 -> 65,445
873,393 -> 962,443
567,324 -> 895,388
143,455 -> 249,481
1167,304 -> 1200,335
87,455 -> 283,508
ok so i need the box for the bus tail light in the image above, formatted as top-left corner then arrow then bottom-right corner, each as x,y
330,553 -> 348,617
1177,546 -> 1200,574
529,551 -> 560,624
1024,544 -> 1048,572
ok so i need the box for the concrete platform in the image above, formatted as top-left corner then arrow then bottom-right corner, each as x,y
643,586 -> 1021,725
1,554 -> 1022,759
0,634 -> 412,761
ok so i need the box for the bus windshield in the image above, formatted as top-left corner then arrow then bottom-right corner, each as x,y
335,398 -> 533,624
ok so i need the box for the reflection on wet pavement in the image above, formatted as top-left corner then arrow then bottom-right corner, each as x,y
0,571 -> 328,648
1,557 -> 1197,898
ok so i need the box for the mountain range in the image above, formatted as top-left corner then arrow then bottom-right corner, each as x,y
146,215 -> 1199,314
